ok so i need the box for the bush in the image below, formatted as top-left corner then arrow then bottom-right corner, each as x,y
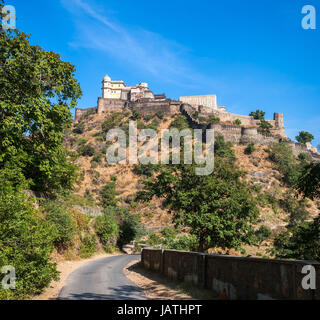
208,115 -> 220,123
255,226 -> 272,244
95,210 -> 119,250
273,217 -> 320,260
170,115 -> 190,130
245,142 -> 255,154
78,144 -> 95,157
117,213 -> 145,247
0,190 -> 58,299
131,110 -> 141,120
78,235 -> 97,258
156,110 -> 164,119
100,180 -> 118,207
268,142 -> 302,186
44,201 -> 76,251
214,136 -> 235,162
73,123 -> 84,134
102,113 -> 126,133
234,119 -> 241,125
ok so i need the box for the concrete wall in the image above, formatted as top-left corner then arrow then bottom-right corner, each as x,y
141,249 -> 320,300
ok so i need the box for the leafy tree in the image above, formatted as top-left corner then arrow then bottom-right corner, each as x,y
272,158 -> 320,261
0,16 -> 81,194
296,162 -> 320,200
117,211 -> 145,247
234,119 -> 241,125
273,218 -> 320,261
249,109 -> 265,120
296,131 -> 314,144
258,120 -> 273,134
137,158 -> 258,252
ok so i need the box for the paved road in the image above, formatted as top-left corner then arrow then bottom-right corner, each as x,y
58,254 -> 146,300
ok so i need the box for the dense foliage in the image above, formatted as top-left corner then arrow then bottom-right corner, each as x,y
0,20 -> 81,194
296,131 -> 314,145
137,157 -> 258,252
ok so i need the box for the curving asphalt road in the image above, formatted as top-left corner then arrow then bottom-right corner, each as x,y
58,254 -> 147,300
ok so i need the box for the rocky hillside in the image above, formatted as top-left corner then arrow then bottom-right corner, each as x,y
65,110 -> 319,257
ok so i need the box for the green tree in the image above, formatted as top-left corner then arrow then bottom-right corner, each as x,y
0,21 -> 81,194
296,131 -> 314,145
137,158 -> 258,252
249,109 -> 265,120
258,120 -> 273,134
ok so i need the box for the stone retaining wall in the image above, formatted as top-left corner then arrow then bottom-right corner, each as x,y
141,248 -> 320,300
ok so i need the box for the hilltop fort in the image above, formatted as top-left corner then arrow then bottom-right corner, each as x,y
75,75 -> 320,160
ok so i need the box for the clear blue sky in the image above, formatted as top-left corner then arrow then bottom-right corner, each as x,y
9,0 -> 320,145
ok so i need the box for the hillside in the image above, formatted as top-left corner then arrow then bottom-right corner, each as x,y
65,109 -> 319,258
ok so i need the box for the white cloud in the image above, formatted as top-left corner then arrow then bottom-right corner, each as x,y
60,0 -> 220,90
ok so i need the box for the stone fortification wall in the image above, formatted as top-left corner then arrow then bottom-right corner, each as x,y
179,95 -> 217,110
97,98 -> 126,113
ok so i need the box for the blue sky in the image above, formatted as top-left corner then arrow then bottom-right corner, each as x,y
9,0 -> 320,145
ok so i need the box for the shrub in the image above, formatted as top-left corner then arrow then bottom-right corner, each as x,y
95,210 -> 119,250
102,112 -> 126,133
78,235 -> 97,258
234,119 -> 241,125
72,123 -> 84,134
245,142 -> 255,154
208,115 -> 220,123
255,226 -> 272,244
117,213 -> 145,247
44,201 -> 76,251
268,142 -> 303,186
99,180 -> 118,207
131,110 -> 141,120
298,153 -> 307,161
170,115 -> 190,130
156,110 -> 164,119
214,135 -> 235,162
273,217 -> 320,261
78,144 -> 95,157
0,190 -> 58,299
